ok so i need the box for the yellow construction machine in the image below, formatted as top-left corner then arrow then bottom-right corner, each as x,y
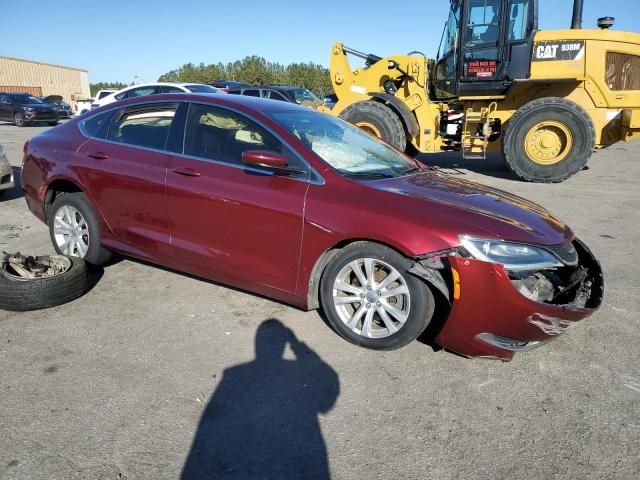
328,0 -> 640,182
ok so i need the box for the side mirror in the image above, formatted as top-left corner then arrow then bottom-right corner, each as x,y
242,150 -> 289,169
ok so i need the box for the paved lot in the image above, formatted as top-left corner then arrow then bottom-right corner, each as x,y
1,121 -> 639,480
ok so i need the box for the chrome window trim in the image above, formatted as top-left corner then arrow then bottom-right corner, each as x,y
77,99 -> 325,186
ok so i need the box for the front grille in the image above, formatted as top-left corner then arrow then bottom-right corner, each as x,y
606,52 -> 640,91
545,242 -> 579,266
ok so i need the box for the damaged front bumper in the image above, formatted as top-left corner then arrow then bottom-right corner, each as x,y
420,239 -> 604,361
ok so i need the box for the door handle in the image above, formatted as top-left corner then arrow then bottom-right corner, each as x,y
172,167 -> 201,177
86,151 -> 109,160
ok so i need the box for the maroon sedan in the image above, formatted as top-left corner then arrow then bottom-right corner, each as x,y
20,94 -> 603,360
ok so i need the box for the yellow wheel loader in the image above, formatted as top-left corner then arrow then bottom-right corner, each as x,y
328,0 -> 640,182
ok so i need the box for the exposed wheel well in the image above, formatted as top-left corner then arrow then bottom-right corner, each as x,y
306,239 -> 414,309
44,180 -> 83,221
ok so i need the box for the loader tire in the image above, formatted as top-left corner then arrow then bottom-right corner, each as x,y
503,97 -> 595,183
339,101 -> 407,151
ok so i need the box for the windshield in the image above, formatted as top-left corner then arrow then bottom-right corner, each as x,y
185,84 -> 219,93
11,94 -> 43,104
269,110 -> 419,178
439,1 -> 460,58
292,89 -> 319,104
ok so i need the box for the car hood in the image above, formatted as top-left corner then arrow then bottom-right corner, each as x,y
370,172 -> 573,246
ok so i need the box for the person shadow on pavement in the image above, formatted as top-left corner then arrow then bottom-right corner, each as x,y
181,318 -> 340,480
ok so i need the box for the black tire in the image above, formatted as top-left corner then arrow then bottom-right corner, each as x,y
47,192 -> 113,266
320,242 -> 434,350
14,112 -> 25,127
502,97 -> 595,183
0,256 -> 91,311
48,121 -> 58,126
339,101 -> 407,151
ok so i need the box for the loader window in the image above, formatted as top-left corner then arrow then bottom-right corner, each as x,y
508,0 -> 531,41
466,0 -> 501,46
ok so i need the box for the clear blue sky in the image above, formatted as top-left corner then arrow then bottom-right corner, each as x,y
2,0 -> 639,83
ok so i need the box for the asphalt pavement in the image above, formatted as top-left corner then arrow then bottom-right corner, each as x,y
0,121 -> 638,480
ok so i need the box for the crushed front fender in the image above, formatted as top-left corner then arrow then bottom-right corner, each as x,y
435,240 -> 604,361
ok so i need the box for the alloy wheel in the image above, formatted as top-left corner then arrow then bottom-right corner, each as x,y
53,205 -> 90,258
332,258 -> 411,339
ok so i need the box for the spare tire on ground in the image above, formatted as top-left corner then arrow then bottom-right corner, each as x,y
0,252 -> 92,312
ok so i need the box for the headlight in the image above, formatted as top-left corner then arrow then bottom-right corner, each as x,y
24,107 -> 35,112
459,235 -> 564,271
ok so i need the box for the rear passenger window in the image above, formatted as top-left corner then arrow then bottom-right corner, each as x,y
108,104 -> 177,150
267,90 -> 288,101
82,111 -> 114,138
243,90 -> 260,97
184,103 -> 298,168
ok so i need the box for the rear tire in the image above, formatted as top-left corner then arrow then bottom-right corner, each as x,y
320,242 -> 434,351
502,97 -> 595,183
14,112 -> 25,127
47,192 -> 113,266
48,121 -> 58,126
339,101 -> 407,151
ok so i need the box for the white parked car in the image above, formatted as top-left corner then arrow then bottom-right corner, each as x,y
92,82 -> 220,109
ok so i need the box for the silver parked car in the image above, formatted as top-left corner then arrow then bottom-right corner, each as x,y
0,145 -> 15,198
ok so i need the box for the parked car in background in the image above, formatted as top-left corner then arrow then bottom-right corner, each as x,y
21,93 -> 603,360
0,92 -> 58,127
227,85 -> 323,108
0,144 -> 14,198
92,82 -> 219,109
94,89 -> 117,102
210,80 -> 250,92
323,93 -> 338,109
41,95 -> 73,118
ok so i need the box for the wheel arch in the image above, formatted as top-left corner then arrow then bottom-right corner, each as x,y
44,177 -> 85,220
368,92 -> 419,139
305,237 -> 450,311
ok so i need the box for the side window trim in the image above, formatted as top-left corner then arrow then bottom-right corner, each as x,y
179,102 -> 323,184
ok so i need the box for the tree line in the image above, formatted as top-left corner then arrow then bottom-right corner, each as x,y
90,56 -> 334,98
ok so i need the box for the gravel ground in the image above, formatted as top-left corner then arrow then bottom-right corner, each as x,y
0,121 -> 638,480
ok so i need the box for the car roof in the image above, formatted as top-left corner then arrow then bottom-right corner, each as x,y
94,92 -> 307,116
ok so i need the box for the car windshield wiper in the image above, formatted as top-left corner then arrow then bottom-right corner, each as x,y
400,165 -> 424,176
343,171 -> 395,179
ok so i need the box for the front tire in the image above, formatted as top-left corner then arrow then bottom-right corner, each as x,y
320,242 -> 434,350
502,97 -> 595,183
14,112 -> 25,127
339,101 -> 407,151
47,192 -> 113,266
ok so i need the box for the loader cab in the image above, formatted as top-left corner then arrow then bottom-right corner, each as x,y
433,0 -> 538,99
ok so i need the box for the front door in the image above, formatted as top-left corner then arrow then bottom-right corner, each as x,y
0,94 -> 12,121
76,102 -> 179,261
165,103 -> 309,293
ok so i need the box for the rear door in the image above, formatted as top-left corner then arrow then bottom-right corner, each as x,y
76,102 -> 179,261
165,102 -> 310,292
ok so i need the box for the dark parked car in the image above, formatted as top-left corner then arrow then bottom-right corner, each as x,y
227,85 -> 322,106
0,92 -> 58,127
20,94 -> 603,360
41,95 -> 73,118
209,80 -> 251,92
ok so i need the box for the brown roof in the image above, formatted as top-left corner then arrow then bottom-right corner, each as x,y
0,55 -> 88,73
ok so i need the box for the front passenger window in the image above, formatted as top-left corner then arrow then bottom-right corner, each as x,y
108,104 -> 177,150
184,104 -> 283,166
